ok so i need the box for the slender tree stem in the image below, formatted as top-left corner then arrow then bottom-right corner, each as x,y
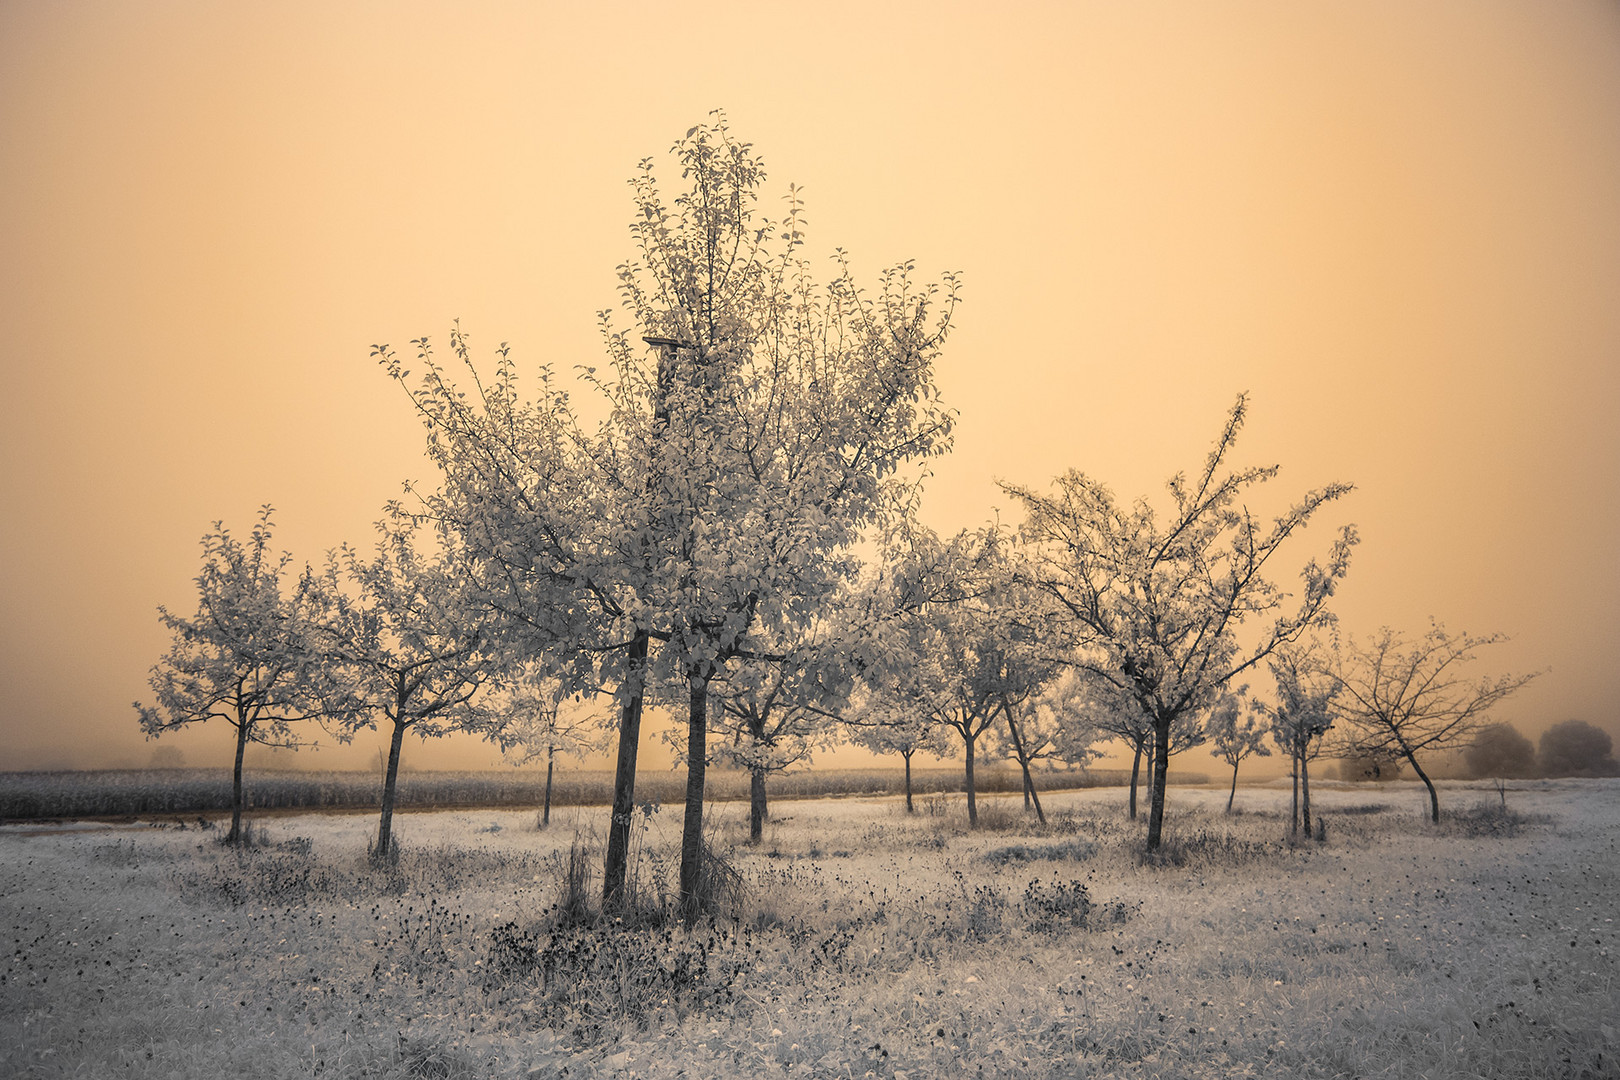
228,716 -> 249,846
678,676 -> 709,919
1145,719 -> 1171,850
543,744 -> 555,828
964,731 -> 978,827
1409,753 -> 1440,823
903,750 -> 914,814
602,631 -> 649,909
749,767 -> 767,844
1128,742 -> 1142,821
1301,752 -> 1313,838
375,715 -> 406,862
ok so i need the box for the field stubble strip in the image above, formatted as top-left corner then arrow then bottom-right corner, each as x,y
0,767 -> 1209,821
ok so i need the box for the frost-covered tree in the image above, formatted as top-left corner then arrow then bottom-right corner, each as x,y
1266,643 -> 1336,836
498,664 -> 607,827
1006,395 -> 1356,850
1331,622 -> 1538,822
606,117 -> 957,910
379,116 -> 958,913
375,324 -> 631,875
318,517 -> 503,862
1208,689 -> 1271,814
1069,679 -> 1158,820
705,648 -> 845,843
986,668 -> 1104,823
859,527 -> 1038,828
135,507 -> 331,845
850,692 -> 949,814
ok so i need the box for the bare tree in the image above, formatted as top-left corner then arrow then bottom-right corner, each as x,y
1006,395 -> 1356,849
1330,622 -> 1538,823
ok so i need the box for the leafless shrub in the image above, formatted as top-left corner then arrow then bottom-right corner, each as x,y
1441,801 -> 1532,838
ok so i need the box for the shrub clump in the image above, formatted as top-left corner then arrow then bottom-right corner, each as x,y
1019,878 -> 1134,932
483,916 -> 749,1040
1442,801 -> 1531,838
982,839 -> 1098,865
1136,829 -> 1284,869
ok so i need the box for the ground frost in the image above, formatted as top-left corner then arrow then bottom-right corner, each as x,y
1,782 -> 1615,1078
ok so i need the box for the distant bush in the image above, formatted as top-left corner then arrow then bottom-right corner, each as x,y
1537,720 -> 1620,778
1464,723 -> 1538,779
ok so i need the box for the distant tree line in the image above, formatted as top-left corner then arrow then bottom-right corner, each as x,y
1461,719 -> 1619,780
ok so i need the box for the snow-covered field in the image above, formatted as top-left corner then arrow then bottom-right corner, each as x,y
2,780 -> 1615,1078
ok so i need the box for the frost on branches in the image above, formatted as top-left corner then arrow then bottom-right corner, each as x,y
495,663 -> 608,828
134,507 -> 333,845
1006,394 -> 1356,851
1264,641 -> 1336,835
853,526 -> 1062,828
377,114 -> 959,915
704,648 -> 846,844
986,669 -> 1107,824
317,515 -> 503,862
1206,688 -> 1271,815
1329,622 -> 1538,823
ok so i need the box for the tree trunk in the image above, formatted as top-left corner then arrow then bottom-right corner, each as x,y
374,715 -> 407,863
1290,745 -> 1301,836
1227,761 -> 1239,813
227,715 -> 250,846
1005,713 -> 1045,824
749,767 -> 766,844
677,676 -> 708,919
963,730 -> 978,827
1301,752 -> 1313,838
1128,741 -> 1142,821
1408,752 -> 1440,823
1145,719 -> 1171,851
1026,771 -> 1045,825
542,744 -> 555,828
903,749 -> 915,814
602,630 -> 649,909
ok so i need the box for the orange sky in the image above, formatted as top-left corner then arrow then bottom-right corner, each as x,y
2,1 -> 1617,776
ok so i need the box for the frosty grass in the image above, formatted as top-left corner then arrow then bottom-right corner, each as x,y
2,779 -> 1615,1078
